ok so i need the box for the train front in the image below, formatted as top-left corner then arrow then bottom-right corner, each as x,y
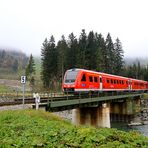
62,69 -> 79,93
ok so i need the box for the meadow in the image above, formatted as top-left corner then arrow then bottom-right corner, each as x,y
0,110 -> 148,147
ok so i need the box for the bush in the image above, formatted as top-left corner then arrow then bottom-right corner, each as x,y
0,110 -> 148,147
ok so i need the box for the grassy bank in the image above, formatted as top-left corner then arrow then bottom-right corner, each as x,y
0,110 -> 148,147
0,85 -> 10,92
144,93 -> 148,99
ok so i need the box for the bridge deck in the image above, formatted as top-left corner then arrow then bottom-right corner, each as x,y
33,93 -> 144,111
50,93 -> 142,107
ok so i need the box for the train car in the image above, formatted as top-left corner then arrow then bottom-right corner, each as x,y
62,68 -> 148,93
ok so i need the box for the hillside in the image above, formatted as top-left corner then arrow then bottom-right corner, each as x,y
124,57 -> 148,66
0,49 -> 28,79
0,110 -> 147,147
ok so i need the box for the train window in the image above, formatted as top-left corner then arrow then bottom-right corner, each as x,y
111,79 -> 113,84
81,74 -> 86,82
119,80 -> 121,84
107,79 -> 110,83
89,76 -> 93,82
122,80 -> 124,84
114,80 -> 116,84
94,77 -> 98,82
117,80 -> 119,84
65,70 -> 79,83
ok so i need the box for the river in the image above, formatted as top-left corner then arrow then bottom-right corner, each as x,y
131,125 -> 148,137
111,122 -> 148,137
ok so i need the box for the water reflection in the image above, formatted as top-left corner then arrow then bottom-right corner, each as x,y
111,122 -> 148,137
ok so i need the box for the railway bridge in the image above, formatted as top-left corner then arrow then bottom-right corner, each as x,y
35,92 -> 144,128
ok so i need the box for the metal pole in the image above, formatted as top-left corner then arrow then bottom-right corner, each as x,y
22,84 -> 25,108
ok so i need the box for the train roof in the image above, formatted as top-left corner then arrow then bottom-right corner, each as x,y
67,68 -> 148,83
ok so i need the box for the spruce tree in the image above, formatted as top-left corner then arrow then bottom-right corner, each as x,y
105,33 -> 115,74
41,38 -> 50,88
114,38 -> 124,75
95,33 -> 106,72
41,36 -> 58,89
57,35 -> 68,80
77,29 -> 87,68
25,54 -> 36,87
86,31 -> 96,70
67,33 -> 78,69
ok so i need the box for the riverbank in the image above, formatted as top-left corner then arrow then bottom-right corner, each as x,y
131,97 -> 148,125
141,98 -> 148,122
0,110 -> 148,147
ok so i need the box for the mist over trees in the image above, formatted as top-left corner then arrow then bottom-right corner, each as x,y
0,49 -> 28,72
0,30 -> 148,91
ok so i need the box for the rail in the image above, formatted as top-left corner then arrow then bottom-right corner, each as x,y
0,92 -> 147,107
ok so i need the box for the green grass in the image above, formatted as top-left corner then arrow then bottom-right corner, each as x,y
143,94 -> 148,99
0,110 -> 148,147
0,85 -> 11,93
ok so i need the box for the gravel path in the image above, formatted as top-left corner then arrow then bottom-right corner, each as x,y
0,104 -> 32,111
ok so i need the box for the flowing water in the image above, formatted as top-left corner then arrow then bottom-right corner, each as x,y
111,122 -> 148,137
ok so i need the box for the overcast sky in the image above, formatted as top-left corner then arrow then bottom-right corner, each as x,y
0,0 -> 148,58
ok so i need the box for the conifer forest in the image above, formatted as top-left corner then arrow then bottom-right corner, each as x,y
41,30 -> 148,88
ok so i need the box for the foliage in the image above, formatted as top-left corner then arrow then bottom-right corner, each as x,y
25,54 -> 36,89
41,29 -> 148,91
123,62 -> 148,81
41,36 -> 58,88
0,85 -> 10,92
0,49 -> 28,72
0,110 -> 148,147
41,30 -> 125,89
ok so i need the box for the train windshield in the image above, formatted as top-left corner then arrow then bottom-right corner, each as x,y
65,70 -> 79,83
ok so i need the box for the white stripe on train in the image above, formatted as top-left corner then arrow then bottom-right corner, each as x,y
75,88 -> 146,91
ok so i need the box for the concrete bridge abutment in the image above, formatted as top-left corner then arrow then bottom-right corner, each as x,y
72,95 -> 141,127
72,102 -> 110,128
110,96 -> 141,123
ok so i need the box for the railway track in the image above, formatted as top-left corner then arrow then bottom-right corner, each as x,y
0,92 -> 145,107
0,95 -> 78,106
0,93 -> 95,106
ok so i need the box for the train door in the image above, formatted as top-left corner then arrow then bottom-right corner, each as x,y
99,76 -> 103,91
128,79 -> 132,90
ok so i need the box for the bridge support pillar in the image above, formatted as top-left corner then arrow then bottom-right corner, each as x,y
97,103 -> 110,128
110,96 -> 141,123
72,108 -> 81,125
72,102 -> 110,128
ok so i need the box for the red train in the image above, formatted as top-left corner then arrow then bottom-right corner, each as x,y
62,68 -> 148,93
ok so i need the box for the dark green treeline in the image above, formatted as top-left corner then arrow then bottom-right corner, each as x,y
41,30 -> 124,88
41,29 -> 148,89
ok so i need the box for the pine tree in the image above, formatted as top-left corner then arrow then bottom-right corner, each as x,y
114,38 -> 124,75
95,33 -> 106,72
86,31 -> 96,70
41,38 -> 50,88
67,33 -> 78,69
57,35 -> 68,80
41,36 -> 57,89
12,59 -> 18,72
105,33 -> 115,74
77,29 -> 87,68
143,64 -> 148,81
25,54 -> 36,87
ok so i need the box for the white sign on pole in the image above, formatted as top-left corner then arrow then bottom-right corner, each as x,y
21,75 -> 26,108
21,76 -> 26,84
